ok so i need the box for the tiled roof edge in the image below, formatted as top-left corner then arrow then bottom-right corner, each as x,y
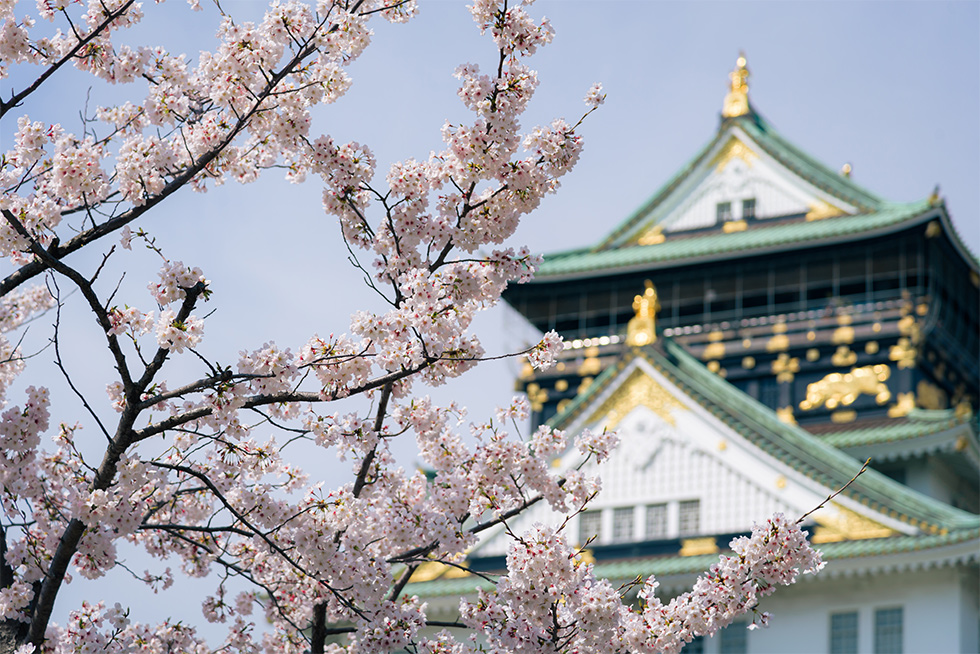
655,338 -> 979,531
406,528 -> 980,598
533,201 -> 933,280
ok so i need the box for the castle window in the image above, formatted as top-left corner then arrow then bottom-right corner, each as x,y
874,607 -> 903,654
578,510 -> 602,545
830,611 -> 858,654
645,503 -> 668,539
742,198 -> 756,219
612,507 -> 634,542
720,623 -> 748,654
759,376 -> 780,408
716,202 -> 733,222
678,499 -> 701,536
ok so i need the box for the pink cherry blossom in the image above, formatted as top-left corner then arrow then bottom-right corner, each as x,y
0,0 -> 824,651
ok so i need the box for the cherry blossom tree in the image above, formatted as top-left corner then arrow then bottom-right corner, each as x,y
0,0 -> 824,652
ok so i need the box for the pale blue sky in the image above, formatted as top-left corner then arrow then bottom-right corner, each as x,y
2,0 -> 978,635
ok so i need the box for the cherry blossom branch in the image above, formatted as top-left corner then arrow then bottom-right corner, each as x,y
138,523 -> 252,537
1,10 -> 346,298
130,362 -> 428,443
147,461 -> 361,616
352,381 -> 393,496
796,457 -> 871,524
0,0 -> 139,119
157,527 -> 311,636
24,280 -> 208,648
2,208 -> 137,391
48,278 -> 113,442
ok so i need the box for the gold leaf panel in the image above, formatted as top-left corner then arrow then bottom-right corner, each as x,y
586,368 -> 687,430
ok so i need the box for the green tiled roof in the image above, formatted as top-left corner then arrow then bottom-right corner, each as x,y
654,339 -> 979,531
595,134 -> 722,251
820,410 -> 977,449
737,115 -> 883,212
538,200 -> 934,279
408,528 -> 980,598
536,107 -> 978,280
546,339 -> 979,534
595,111 -> 885,253
596,527 -> 980,581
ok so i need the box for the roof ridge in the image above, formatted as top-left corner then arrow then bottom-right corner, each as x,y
738,115 -> 883,212
406,527 -> 980,596
592,131 -> 724,252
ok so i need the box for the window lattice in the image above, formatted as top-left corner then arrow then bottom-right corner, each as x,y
578,510 -> 602,545
612,507 -> 634,543
678,499 -> 700,536
645,504 -> 668,540
830,611 -> 858,654
716,202 -> 733,222
874,607 -> 903,654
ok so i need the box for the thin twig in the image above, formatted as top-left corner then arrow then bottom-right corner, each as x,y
797,458 -> 871,524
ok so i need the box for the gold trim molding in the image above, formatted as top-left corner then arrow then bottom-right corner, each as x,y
721,53 -> 750,118
831,345 -> 857,367
586,368 -> 686,430
776,406 -> 796,425
888,392 -> 915,418
771,353 -> 800,383
805,200 -> 845,221
680,537 -> 719,556
811,503 -> 896,543
916,380 -> 948,411
832,325 -> 855,345
637,225 -> 665,246
626,281 -> 659,347
703,341 -> 726,360
766,333 -> 789,353
889,338 -> 917,369
711,137 -> 757,171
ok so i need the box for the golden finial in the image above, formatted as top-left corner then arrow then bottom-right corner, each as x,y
840,163 -> 852,177
722,52 -> 750,118
626,281 -> 659,347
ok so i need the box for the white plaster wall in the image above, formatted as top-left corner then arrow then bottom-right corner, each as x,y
959,572 -> 979,654
662,157 -> 812,233
419,566 -> 978,653
735,566 -> 975,654
585,407 -> 798,539
475,392 -> 826,557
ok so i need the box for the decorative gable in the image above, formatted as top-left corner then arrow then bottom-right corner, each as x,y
632,128 -> 856,243
471,353 -> 907,559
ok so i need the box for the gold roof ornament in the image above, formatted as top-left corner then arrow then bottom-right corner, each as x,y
722,52 -> 751,118
626,281 -> 659,346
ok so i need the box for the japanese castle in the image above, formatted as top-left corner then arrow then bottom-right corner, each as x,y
411,56 -> 979,654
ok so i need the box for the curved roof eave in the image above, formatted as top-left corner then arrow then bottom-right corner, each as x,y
546,338 -> 980,533
532,203 -> 941,284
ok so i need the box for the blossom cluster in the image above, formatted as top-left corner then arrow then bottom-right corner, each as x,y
527,329 -> 564,370
458,514 -> 823,654
0,286 -> 54,398
0,0 -> 827,651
